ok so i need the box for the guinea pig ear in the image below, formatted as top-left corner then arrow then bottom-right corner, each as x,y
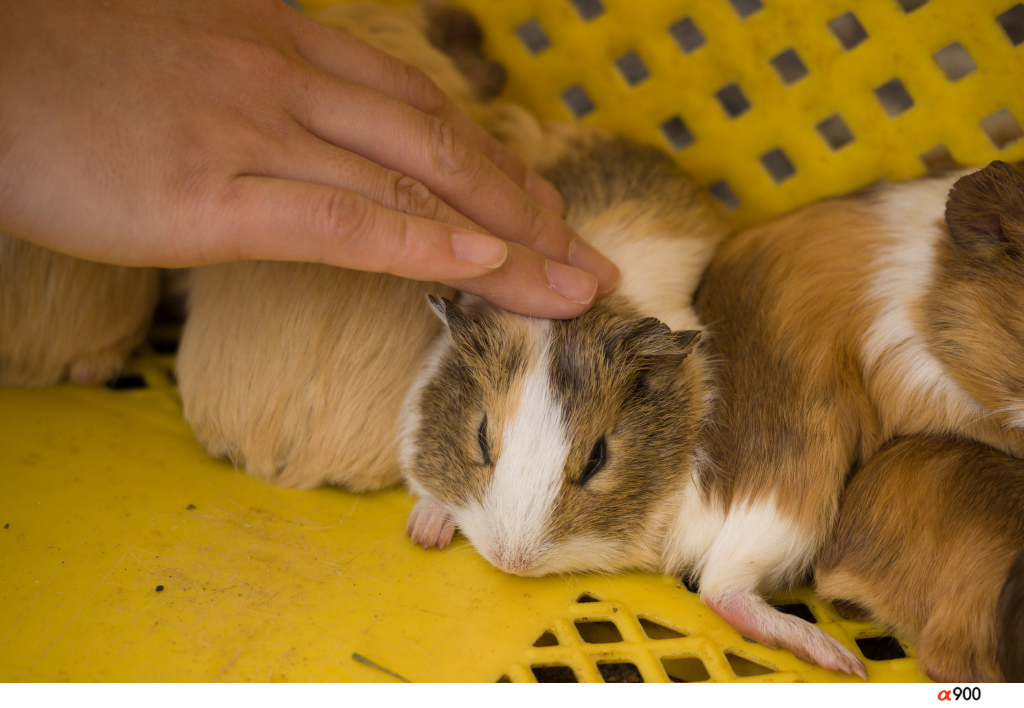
426,295 -> 478,351
945,160 -> 1024,255
608,317 -> 701,362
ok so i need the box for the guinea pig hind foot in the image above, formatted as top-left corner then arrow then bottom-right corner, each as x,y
704,590 -> 868,680
407,498 -> 456,550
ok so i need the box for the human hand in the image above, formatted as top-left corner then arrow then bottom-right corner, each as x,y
0,0 -> 618,318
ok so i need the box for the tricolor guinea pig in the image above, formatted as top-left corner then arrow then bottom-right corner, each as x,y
0,231 -> 160,387
396,133 -> 729,588
816,435 -> 1024,683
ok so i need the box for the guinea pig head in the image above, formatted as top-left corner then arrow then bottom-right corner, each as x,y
400,295 -> 706,577
939,160 -> 1024,423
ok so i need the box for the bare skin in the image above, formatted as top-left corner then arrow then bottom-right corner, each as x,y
0,0 -> 619,318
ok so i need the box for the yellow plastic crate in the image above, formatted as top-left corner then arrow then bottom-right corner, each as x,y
5,0 -> 1023,683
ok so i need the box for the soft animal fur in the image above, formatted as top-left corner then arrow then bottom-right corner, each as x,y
399,132 -> 726,569
0,231 -> 160,387
816,436 -> 1024,683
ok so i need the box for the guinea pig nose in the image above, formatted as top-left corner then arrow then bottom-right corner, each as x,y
492,544 -> 539,576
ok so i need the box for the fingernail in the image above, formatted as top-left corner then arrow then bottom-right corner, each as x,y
545,260 -> 598,305
452,231 -> 507,269
569,238 -> 620,295
525,171 -> 566,216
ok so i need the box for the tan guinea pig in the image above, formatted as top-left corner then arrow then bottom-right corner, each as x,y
816,435 -> 1024,683
0,232 -> 159,387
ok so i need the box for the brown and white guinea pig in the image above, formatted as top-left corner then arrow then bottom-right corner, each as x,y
666,159 -> 1024,677
0,231 -> 160,387
816,436 -> 1024,683
398,132 -> 726,569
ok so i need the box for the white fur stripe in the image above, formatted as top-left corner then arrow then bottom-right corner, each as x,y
459,320 -> 569,574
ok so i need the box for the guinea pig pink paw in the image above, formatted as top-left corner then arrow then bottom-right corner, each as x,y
705,590 -> 868,680
406,499 -> 456,550
69,353 -> 122,386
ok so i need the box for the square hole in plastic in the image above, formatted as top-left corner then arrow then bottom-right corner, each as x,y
598,662 -> 644,683
570,0 -> 605,22
708,181 -> 739,212
726,652 -> 776,677
728,0 -> 763,19
997,4 -> 1024,46
669,17 -> 705,54
856,636 -> 907,661
829,12 -> 868,51
773,603 -> 817,623
562,85 -> 594,119
933,42 -> 976,82
920,144 -> 957,172
575,620 -> 623,644
515,19 -> 550,55
816,114 -> 854,150
662,656 -> 710,682
981,108 -> 1024,149
659,116 -> 694,151
615,51 -> 649,86
874,78 -> 914,118
531,664 -> 578,682
638,617 -> 686,640
896,0 -> 928,12
106,374 -> 148,391
715,83 -> 751,118
771,48 -> 808,85
761,148 -> 796,184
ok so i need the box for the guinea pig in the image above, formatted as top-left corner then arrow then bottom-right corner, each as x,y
0,231 -> 160,387
678,160 -> 1024,676
173,1 -> 492,491
816,435 -> 1024,683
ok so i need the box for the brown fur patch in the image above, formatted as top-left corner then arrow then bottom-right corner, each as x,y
816,436 -> 1024,682
0,232 -> 160,387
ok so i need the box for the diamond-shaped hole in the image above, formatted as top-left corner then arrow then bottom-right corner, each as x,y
575,620 -> 623,644
570,0 -> 605,22
660,116 -> 694,151
561,85 -> 594,119
576,592 -> 600,603
662,656 -> 710,682
515,19 -> 550,55
531,664 -> 578,682
639,617 -> 686,640
106,374 -> 148,391
728,0 -> 763,19
933,42 -> 976,82
669,17 -> 705,54
598,662 -> 644,683
496,675 -> 511,683
615,51 -> 649,86
997,4 -> 1024,47
816,114 -> 854,150
896,0 -> 928,12
761,148 -> 796,184
771,48 -> 808,85
533,631 -> 559,647
874,78 -> 914,118
829,12 -> 868,50
773,603 -> 817,623
981,108 -> 1024,149
708,181 -> 740,212
920,143 -> 958,173
715,83 -> 751,118
726,652 -> 776,677
856,636 -> 907,661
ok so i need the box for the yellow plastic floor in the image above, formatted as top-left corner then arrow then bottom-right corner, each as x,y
0,342 -> 926,682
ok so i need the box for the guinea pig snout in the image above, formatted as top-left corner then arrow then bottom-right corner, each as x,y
485,539 -> 543,576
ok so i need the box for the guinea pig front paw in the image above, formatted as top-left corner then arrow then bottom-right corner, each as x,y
407,498 -> 456,550
69,351 -> 125,386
